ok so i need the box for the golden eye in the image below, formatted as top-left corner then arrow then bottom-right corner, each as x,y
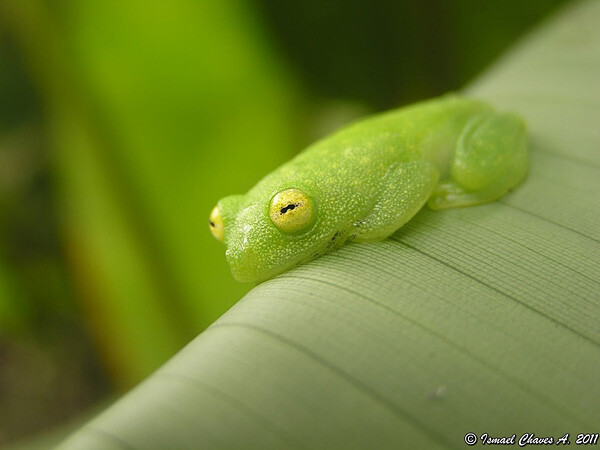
209,205 -> 224,242
269,188 -> 315,233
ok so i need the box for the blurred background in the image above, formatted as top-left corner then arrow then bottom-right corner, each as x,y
0,0 -> 570,445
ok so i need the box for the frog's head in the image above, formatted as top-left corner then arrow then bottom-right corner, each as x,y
209,186 -> 328,283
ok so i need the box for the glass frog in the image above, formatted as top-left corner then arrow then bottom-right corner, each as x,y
210,95 -> 528,282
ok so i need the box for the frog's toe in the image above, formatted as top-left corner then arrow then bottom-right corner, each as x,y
428,180 -> 499,210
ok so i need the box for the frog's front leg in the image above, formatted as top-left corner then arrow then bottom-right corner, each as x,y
350,160 -> 439,242
428,110 -> 528,210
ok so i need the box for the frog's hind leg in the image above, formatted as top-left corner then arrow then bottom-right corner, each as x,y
427,110 -> 528,210
351,160 -> 439,242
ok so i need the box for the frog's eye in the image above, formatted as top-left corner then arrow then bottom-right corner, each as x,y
209,205 -> 224,242
269,188 -> 315,233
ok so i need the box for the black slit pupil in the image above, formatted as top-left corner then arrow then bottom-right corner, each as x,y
280,203 -> 299,214
209,221 -> 215,227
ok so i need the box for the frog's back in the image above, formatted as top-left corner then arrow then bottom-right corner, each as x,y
295,95 -> 491,168
290,94 -> 527,211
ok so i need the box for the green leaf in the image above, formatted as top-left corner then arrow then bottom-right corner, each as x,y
59,1 -> 600,448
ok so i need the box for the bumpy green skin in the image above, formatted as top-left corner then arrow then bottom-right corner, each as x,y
216,95 -> 528,282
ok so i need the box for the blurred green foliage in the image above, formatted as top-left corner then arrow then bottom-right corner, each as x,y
256,0 -> 571,107
0,0 -> 569,445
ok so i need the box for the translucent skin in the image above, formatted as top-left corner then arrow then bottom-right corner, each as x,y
214,95 -> 528,282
